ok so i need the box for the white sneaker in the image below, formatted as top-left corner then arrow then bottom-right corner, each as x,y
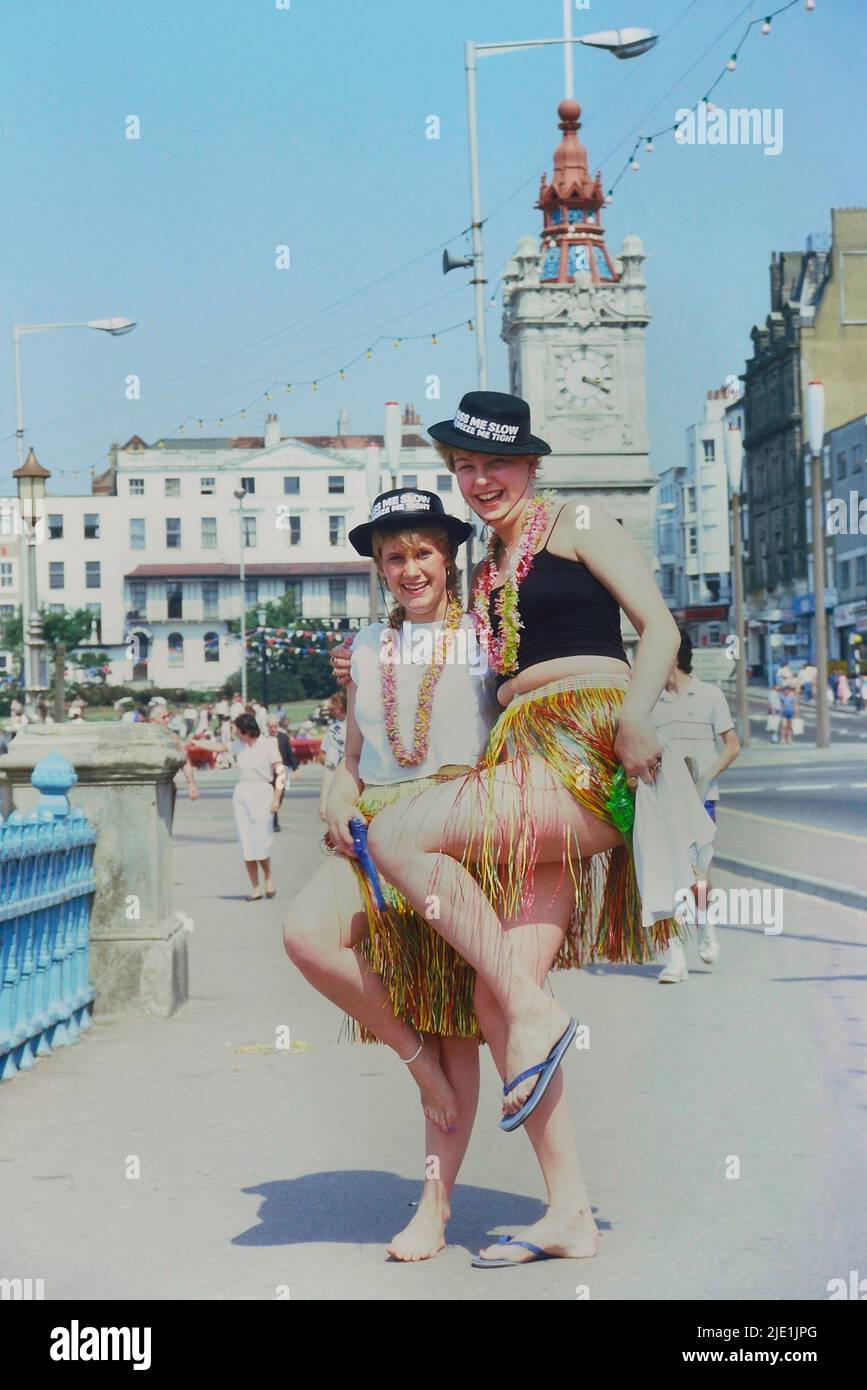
698,923 -> 720,964
658,940 -> 689,983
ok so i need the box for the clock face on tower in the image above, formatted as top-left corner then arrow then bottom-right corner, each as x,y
555,348 -> 614,409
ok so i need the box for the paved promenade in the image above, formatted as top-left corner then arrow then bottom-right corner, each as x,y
3,764 -> 866,1300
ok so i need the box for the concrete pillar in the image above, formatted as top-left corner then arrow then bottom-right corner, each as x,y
0,722 -> 189,1019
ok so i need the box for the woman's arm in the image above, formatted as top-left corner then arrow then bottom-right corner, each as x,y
557,498 -> 680,781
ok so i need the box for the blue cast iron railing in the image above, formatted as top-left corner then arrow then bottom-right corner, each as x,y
0,750 -> 97,1082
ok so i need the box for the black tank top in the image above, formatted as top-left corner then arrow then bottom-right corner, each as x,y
487,508 -> 628,688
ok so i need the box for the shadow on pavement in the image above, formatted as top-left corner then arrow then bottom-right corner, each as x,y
235,1170 -> 610,1251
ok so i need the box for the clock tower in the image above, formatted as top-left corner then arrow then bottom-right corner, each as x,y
502,98 -> 656,568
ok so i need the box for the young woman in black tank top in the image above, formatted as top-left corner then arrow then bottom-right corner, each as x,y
356,392 -> 681,1267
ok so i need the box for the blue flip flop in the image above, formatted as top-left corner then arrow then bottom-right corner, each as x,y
471,1235 -> 555,1269
500,1017 -> 578,1133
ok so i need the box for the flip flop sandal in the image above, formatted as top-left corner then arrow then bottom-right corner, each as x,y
471,1236 -> 555,1269
500,1018 -> 578,1133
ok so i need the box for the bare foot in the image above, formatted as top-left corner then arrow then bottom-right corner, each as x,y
502,990 -> 573,1117
404,1045 -> 458,1134
478,1207 -> 598,1264
387,1184 -> 451,1262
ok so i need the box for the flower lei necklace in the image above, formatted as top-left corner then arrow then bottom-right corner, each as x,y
473,493 -> 556,675
380,597 -> 464,766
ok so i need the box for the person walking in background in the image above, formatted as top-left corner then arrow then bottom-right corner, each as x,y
318,690 -> 348,821
651,630 -> 740,981
252,698 -> 269,735
183,702 -> 197,736
779,685 -> 797,744
232,712 -> 285,901
767,683 -> 782,743
797,662 -> 816,703
268,717 -> 299,832
836,672 -> 851,707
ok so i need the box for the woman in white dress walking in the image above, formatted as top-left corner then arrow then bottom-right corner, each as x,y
232,712 -> 286,901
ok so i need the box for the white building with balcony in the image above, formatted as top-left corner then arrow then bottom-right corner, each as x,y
654,388 -> 733,648
14,403 -> 467,689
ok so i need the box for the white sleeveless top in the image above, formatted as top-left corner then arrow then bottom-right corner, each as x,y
350,615 -> 497,785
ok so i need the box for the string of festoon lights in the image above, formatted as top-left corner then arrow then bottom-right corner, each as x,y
604,0 -> 816,202
161,316 -> 475,438
241,627 -> 347,659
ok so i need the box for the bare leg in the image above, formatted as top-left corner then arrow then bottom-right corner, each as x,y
387,1035 -> 481,1261
367,756 -> 622,1114
243,860 -> 261,894
283,854 -> 459,1132
473,865 -> 598,1262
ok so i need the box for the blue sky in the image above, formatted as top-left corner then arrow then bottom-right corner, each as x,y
0,0 -> 861,493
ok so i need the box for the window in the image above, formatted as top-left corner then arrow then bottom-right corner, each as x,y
244,579 -> 258,607
84,513 -> 100,540
203,631 -> 220,663
49,562 -> 64,590
684,486 -> 696,516
329,515 -> 346,547
48,513 -> 63,540
402,474 -> 418,488
0,504 -> 15,538
436,474 -> 453,492
241,477 -> 255,495
165,478 -> 181,497
201,517 -> 217,549
129,478 -> 144,495
166,518 -> 181,548
130,518 -> 146,550
702,439 -> 715,462
202,581 -> 219,619
835,451 -> 847,480
243,515 -> 257,548
838,560 -> 850,591
286,515 -> 301,546
167,582 -> 183,619
283,476 -> 300,495
283,579 -> 302,610
857,556 -> 867,587
200,477 -> 216,495
129,581 -> 147,615
85,561 -> 101,589
0,603 -> 14,618
329,578 -> 347,617
328,476 -> 345,495
853,447 -> 864,474
168,632 -> 184,667
0,562 -> 13,588
685,526 -> 697,556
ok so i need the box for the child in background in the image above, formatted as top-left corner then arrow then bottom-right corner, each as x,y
318,690 -> 348,821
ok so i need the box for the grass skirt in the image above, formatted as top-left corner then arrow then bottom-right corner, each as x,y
343,771 -> 482,1044
454,676 -> 681,966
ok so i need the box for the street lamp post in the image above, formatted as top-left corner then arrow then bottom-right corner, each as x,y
11,317 -> 136,714
12,450 -> 51,717
807,380 -> 830,747
233,486 -> 248,704
257,608 -> 268,708
725,423 -> 750,747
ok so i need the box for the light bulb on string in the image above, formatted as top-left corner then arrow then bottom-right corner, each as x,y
761,17 -> 771,33
705,99 -> 716,113
366,348 -> 373,359
240,409 -> 246,420
339,369 -> 346,380
218,419 -> 224,428
805,0 -> 815,10
630,159 -> 640,172
645,139 -> 654,153
393,338 -> 401,348
197,419 -> 204,429
312,381 -> 318,391
431,334 -> 438,345
265,392 -> 272,401
284,383 -> 292,393
605,192 -> 613,205
467,320 -> 474,332
727,54 -> 737,71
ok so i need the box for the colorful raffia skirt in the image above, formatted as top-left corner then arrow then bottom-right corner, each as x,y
452,675 -> 681,967
341,770 -> 483,1044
